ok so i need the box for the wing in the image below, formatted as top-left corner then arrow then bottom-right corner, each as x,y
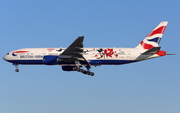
58,36 -> 91,68
59,36 -> 84,58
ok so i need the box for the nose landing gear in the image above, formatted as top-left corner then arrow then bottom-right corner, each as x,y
13,63 -> 19,72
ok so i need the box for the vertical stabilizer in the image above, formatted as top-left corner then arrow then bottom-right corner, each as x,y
135,21 -> 168,49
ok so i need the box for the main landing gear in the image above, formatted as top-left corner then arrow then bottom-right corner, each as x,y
72,67 -> 94,76
13,63 -> 19,72
73,60 -> 95,76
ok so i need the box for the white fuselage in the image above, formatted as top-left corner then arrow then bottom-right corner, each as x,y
3,47 -> 160,66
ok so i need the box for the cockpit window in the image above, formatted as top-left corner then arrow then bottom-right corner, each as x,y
6,53 -> 9,55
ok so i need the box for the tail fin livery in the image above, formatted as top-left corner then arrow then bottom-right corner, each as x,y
135,21 -> 168,49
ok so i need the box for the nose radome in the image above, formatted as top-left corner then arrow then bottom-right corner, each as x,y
3,55 -> 7,61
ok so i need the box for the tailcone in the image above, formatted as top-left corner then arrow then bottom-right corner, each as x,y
156,51 -> 167,56
156,51 -> 175,56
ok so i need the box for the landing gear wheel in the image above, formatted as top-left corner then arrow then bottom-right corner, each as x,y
90,72 -> 94,76
83,71 -> 87,74
15,69 -> 19,72
86,71 -> 90,75
79,69 -> 84,73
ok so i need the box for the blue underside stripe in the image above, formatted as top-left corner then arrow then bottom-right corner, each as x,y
89,60 -> 136,65
7,60 -> 44,64
6,60 -> 137,65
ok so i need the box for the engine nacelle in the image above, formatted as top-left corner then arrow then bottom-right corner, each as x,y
43,55 -> 58,65
62,66 -> 76,71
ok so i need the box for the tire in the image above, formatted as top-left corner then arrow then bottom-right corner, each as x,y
15,69 -> 19,72
90,72 -> 94,76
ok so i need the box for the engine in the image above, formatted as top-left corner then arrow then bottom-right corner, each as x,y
43,55 -> 58,65
62,66 -> 76,71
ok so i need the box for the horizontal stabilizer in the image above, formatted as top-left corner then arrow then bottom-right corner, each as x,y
141,47 -> 161,55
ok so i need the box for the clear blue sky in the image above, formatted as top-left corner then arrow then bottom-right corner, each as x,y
1,0 -> 180,113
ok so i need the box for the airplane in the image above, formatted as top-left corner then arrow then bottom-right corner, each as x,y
3,21 -> 171,76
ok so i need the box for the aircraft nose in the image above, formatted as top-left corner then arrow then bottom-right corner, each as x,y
3,55 -> 8,61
